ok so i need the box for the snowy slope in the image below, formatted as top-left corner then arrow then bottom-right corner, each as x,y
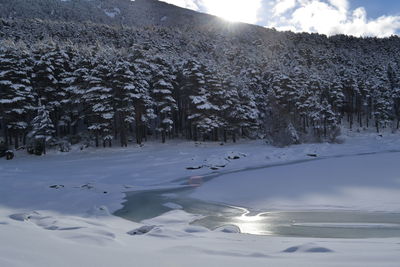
1,133 -> 400,266
0,0 -> 230,28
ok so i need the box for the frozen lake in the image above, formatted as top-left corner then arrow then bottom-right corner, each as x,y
115,187 -> 400,238
116,151 -> 400,239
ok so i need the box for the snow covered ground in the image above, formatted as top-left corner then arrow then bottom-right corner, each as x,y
1,131 -> 400,266
191,151 -> 400,212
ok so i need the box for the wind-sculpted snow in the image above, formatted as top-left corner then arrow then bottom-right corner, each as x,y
1,134 -> 400,266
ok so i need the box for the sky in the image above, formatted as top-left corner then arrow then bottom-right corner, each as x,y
160,0 -> 400,37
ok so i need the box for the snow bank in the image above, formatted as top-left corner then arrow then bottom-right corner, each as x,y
1,132 -> 400,266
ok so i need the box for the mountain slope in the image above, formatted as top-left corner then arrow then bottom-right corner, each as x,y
0,0 -> 232,28
1,0 -> 400,148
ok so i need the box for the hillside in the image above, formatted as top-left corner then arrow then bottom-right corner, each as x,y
1,0 -> 400,151
0,0 -> 255,29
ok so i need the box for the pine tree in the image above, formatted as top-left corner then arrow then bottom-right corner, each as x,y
328,78 -> 345,116
150,56 -> 177,143
52,44 -> 74,136
340,67 -> 359,129
181,60 -> 227,141
242,66 -> 268,125
28,101 -> 55,154
265,71 -> 298,144
127,48 -> 156,144
223,74 -> 258,142
181,59 -> 208,141
112,56 -> 137,147
0,41 -> 35,148
203,69 -> 227,141
83,49 -> 114,147
31,42 -> 70,136
372,68 -> 393,133
64,46 -> 91,136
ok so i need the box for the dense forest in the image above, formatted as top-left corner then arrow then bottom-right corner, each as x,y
1,0 -> 400,152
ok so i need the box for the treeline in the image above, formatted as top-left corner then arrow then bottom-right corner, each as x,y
0,40 -> 259,149
1,38 -> 400,151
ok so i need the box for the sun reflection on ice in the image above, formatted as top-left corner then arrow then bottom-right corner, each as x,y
233,208 -> 274,235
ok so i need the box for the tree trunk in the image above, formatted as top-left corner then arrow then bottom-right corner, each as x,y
114,117 -> 118,140
135,124 -> 142,145
193,126 -> 197,142
162,131 -> 166,143
8,133 -> 12,147
3,123 -> 9,146
120,122 -> 127,147
187,122 -> 192,140
143,126 -> 147,142
14,134 -> 19,149
223,129 -> 227,143
43,139 -> 46,155
214,128 -> 219,142
23,133 -> 27,146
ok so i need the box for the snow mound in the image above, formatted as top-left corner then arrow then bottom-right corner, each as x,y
9,211 -> 40,222
226,151 -> 247,160
9,210 -> 117,245
143,210 -> 201,225
183,225 -> 209,233
283,243 -> 333,253
203,155 -> 229,169
214,224 -> 241,234
127,225 -> 157,235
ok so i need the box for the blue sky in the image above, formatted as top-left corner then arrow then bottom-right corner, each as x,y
161,0 -> 400,37
351,0 -> 399,19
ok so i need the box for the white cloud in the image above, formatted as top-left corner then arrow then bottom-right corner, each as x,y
160,0 -> 200,10
160,0 -> 262,24
268,0 -> 400,37
328,0 -> 348,12
273,0 -> 296,16
201,0 -> 262,24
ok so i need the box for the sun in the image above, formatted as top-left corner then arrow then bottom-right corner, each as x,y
201,0 -> 261,24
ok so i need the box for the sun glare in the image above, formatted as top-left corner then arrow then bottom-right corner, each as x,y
201,0 -> 261,24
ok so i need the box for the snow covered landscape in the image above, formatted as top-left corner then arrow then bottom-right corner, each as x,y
2,0 -> 400,266
1,132 -> 400,266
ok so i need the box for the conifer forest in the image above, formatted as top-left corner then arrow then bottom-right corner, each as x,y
1,0 -> 400,150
